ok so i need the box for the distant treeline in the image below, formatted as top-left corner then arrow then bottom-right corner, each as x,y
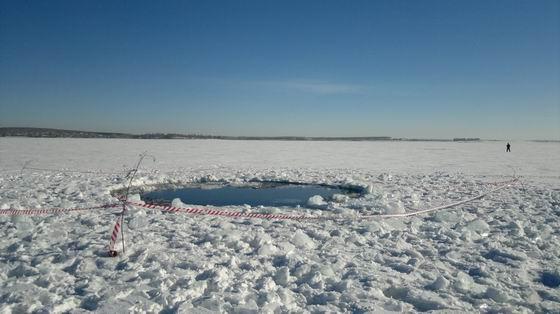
0,127 -> 394,141
0,127 -> 485,142
452,138 -> 481,142
0,127 -> 135,139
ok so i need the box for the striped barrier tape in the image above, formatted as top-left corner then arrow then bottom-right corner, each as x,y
127,201 -> 316,220
0,204 -> 119,216
108,217 -> 122,256
359,178 -> 518,218
0,177 -> 518,220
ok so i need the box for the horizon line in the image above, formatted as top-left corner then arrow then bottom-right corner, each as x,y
1,127 -> 559,142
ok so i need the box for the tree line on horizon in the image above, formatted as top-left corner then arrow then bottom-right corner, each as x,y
0,127 -> 484,142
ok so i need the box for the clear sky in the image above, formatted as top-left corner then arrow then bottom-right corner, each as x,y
1,0 -> 559,139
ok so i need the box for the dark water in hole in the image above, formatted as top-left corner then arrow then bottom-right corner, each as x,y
141,184 -> 354,207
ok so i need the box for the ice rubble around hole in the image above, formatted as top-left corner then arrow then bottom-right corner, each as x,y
306,195 -> 326,208
2,176 -> 559,313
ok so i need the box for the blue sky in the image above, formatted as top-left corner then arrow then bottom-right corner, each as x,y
0,0 -> 558,139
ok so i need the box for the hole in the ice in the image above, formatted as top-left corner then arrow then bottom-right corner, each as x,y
138,182 -> 362,208
541,271 -> 560,288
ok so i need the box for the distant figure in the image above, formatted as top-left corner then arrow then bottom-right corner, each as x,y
506,142 -> 511,152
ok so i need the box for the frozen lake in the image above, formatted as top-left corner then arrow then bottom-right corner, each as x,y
1,138 -> 559,178
0,138 -> 559,312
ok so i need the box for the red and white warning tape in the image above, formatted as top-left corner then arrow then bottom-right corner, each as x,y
108,217 -> 122,252
0,204 -> 118,216
0,178 -> 518,219
127,201 -> 316,220
360,178 -> 518,218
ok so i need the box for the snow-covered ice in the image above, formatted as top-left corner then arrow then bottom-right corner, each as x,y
1,138 -> 559,313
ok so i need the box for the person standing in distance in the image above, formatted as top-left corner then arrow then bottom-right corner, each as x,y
506,142 -> 511,152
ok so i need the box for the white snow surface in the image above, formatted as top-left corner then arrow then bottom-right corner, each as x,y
1,138 -> 559,313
